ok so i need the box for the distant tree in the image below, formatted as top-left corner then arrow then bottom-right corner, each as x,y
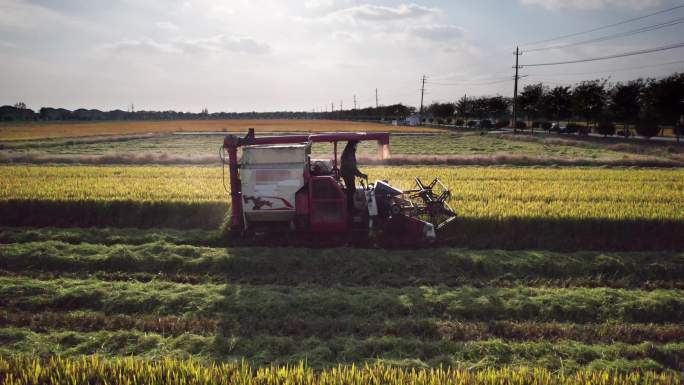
455,95 -> 471,124
426,102 -> 455,120
596,120 -> 616,137
572,79 -> 608,127
484,96 -> 511,121
609,79 -> 644,138
0,104 -> 35,121
518,83 -> 546,122
470,97 -> 490,120
544,86 -> 572,124
636,113 -> 660,139
642,73 -> 684,131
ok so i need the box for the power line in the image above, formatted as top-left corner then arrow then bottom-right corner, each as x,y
522,3 -> 684,47
527,68 -> 684,83
526,58 -> 684,77
427,78 -> 513,87
525,15 -> 684,53
524,41 -> 684,67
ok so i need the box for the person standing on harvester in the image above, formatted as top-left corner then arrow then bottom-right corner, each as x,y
340,140 -> 368,214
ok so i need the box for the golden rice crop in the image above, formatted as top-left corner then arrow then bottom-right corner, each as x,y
0,119 -> 441,141
0,356 -> 680,385
1,165 -> 683,221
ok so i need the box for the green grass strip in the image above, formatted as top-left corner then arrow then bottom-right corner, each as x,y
0,277 -> 681,323
0,328 -> 682,370
1,241 -> 683,288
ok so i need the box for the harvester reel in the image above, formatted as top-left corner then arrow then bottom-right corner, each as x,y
407,178 -> 456,229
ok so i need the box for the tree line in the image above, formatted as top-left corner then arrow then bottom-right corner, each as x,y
0,103 -> 415,123
422,72 -> 684,138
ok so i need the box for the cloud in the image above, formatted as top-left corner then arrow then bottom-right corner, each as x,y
328,3 -> 438,23
305,0 -> 335,9
408,24 -> 464,41
155,21 -> 179,31
105,35 -> 271,55
520,0 -> 663,10
105,39 -> 180,54
218,35 -> 271,54
178,35 -> 271,54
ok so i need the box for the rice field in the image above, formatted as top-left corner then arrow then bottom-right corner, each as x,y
2,132 -> 681,167
1,356 -> 679,385
1,165 -> 683,249
1,130 -> 683,380
2,165 -> 683,220
0,119 -> 441,141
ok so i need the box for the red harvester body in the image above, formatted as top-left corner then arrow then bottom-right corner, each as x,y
222,129 -> 455,246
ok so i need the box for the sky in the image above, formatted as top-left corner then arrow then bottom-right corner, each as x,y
1,0 -> 684,112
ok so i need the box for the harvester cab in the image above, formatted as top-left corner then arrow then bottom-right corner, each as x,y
221,129 -> 455,246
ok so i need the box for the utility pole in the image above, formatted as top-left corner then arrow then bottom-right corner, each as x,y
340,100 -> 343,111
353,95 -> 357,110
375,88 -> 379,109
512,46 -> 522,134
331,102 -> 334,112
419,75 -> 426,120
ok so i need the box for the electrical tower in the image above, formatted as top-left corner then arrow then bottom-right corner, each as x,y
353,95 -> 357,110
419,75 -> 426,118
512,47 -> 522,134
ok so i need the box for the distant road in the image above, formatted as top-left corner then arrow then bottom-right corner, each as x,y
496,127 -> 682,143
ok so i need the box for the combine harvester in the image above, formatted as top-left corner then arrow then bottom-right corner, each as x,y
221,129 -> 455,246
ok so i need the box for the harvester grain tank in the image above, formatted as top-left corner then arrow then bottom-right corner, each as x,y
221,129 -> 455,246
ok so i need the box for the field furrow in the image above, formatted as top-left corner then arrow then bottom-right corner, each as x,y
2,310 -> 682,344
1,241 -> 682,288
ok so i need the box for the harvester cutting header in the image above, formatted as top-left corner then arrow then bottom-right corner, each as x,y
222,129 -> 455,246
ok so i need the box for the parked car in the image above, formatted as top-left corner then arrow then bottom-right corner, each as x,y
494,120 -> 508,129
479,119 -> 493,129
559,124 -> 579,134
616,129 -> 632,138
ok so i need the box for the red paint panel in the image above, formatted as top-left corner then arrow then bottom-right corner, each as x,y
255,170 -> 292,182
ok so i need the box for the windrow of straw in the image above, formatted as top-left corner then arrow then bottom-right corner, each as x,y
2,310 -> 682,343
1,241 -> 683,288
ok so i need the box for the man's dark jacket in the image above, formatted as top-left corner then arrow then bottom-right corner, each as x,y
340,144 -> 365,178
